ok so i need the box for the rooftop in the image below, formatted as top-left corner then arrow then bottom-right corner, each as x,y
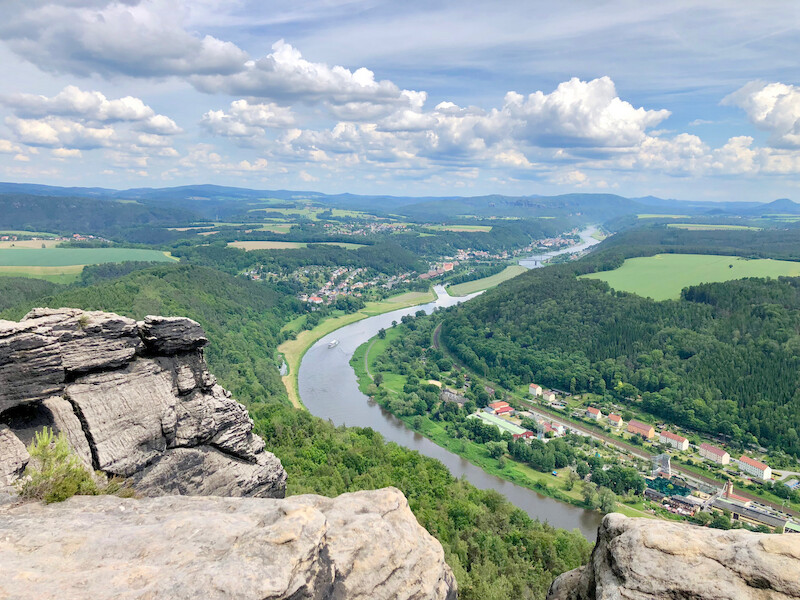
660,431 -> 688,443
739,455 -> 769,471
699,443 -> 728,457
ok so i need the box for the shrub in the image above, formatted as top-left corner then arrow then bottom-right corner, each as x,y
17,428 -> 99,503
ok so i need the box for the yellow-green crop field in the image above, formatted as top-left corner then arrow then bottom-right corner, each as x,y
581,254 -> 800,300
0,248 -> 177,283
424,224 -> 493,232
228,241 -> 365,251
666,223 -> 761,231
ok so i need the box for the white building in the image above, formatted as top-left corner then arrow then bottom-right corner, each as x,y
659,431 -> 689,451
738,455 -> 772,480
608,414 -> 623,428
542,390 -> 556,402
586,407 -> 602,420
699,443 -> 730,465
529,383 -> 543,397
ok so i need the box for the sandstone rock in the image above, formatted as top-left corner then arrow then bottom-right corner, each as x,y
0,425 -> 28,487
547,513 -> 800,600
0,488 -> 456,600
0,319 -> 64,411
130,446 -> 287,498
0,308 -> 286,499
22,308 -> 141,375
139,315 -> 207,354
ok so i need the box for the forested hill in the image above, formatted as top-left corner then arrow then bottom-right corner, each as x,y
0,263 -> 592,599
0,193 -> 198,243
440,237 -> 800,459
0,264 -> 294,405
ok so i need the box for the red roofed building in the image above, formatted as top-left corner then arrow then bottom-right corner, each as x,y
627,420 -> 655,440
608,414 -> 623,428
494,405 -> 514,416
659,430 -> 689,451
699,443 -> 730,465
488,401 -> 510,411
738,455 -> 772,480
586,407 -> 602,420
513,430 -> 535,441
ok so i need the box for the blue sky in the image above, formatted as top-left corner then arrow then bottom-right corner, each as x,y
1,1 -> 799,201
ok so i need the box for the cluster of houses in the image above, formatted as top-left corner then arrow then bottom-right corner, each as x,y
623,420 -> 774,481
281,266 -> 415,304
418,262 -> 456,280
482,400 -> 567,441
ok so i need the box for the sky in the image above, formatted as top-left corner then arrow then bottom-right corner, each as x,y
1,1 -> 800,201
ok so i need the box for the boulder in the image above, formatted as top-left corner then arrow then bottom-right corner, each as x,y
0,309 -> 286,499
547,513 -> 800,600
0,488 -> 456,600
0,425 -> 28,487
139,315 -> 207,354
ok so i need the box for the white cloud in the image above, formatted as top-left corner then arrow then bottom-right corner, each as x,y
499,77 -> 670,148
3,86 -> 181,133
298,170 -> 318,182
1,1 -> 247,78
201,99 -> 295,139
5,116 -> 115,149
0,139 -> 23,154
723,81 -> 800,148
13,154 -> 30,162
52,147 -> 82,158
191,39 -> 423,111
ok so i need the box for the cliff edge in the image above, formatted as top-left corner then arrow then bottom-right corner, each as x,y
0,487 -> 457,600
547,513 -> 800,600
0,308 -> 286,498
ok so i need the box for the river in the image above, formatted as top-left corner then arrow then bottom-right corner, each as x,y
299,228 -> 605,538
519,225 -> 601,269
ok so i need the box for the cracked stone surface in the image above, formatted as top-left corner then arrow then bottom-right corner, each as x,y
547,513 -> 800,600
0,309 -> 286,498
0,488 -> 457,600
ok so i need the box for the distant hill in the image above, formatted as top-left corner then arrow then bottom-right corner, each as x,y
0,193 -> 198,242
0,180 -> 793,222
746,198 -> 800,215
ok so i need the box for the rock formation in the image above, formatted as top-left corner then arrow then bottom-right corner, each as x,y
547,513 -> 800,600
0,308 -> 286,498
0,487 -> 457,600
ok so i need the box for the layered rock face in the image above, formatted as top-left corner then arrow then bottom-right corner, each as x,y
0,308 -> 286,498
0,487 -> 457,600
547,513 -> 800,600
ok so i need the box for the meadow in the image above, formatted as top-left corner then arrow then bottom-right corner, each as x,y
448,264 -> 527,296
636,214 -> 690,219
228,241 -> 365,251
666,223 -> 761,231
424,224 -> 493,232
581,253 -> 800,300
0,248 -> 176,283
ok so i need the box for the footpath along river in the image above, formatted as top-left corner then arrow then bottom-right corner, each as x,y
299,230 -> 604,539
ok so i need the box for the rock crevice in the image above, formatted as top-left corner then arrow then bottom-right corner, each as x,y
0,308 -> 286,498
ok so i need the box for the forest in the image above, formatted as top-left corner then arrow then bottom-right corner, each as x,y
440,258 -> 800,458
0,264 -> 591,600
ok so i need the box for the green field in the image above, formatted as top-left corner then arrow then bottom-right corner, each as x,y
448,265 -> 527,296
424,224 -> 493,232
0,230 -> 60,238
582,254 -> 800,300
0,248 -> 176,267
666,223 -> 761,231
0,248 -> 176,283
637,214 -> 690,219
228,241 -> 365,251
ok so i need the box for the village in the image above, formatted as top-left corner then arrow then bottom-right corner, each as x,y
457,382 -> 800,533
